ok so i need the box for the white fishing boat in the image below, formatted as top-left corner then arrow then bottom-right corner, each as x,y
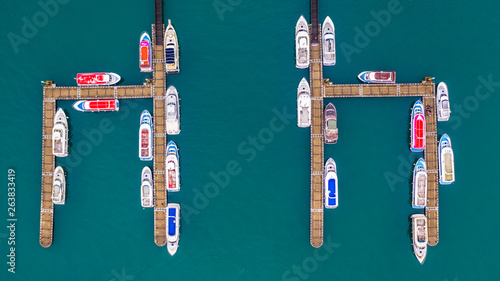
295,15 -> 310,69
412,158 -> 427,209
297,77 -> 311,127
324,158 -> 338,209
167,203 -> 180,256
52,166 -> 66,205
141,166 -> 153,208
411,214 -> 428,264
322,16 -> 335,66
52,108 -> 68,157
436,82 -> 451,121
166,141 -> 180,192
166,86 -> 180,135
439,134 -> 455,184
139,110 -> 153,161
165,19 -> 179,74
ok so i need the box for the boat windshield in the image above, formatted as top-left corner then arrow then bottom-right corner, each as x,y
327,119 -> 337,130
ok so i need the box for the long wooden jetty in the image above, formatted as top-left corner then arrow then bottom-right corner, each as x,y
39,1 -> 169,248
307,0 -> 439,248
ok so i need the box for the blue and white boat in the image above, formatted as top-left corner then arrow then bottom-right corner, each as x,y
412,158 -> 427,209
324,158 -> 338,209
357,71 -> 396,83
139,110 -> 153,161
164,19 -> 179,74
439,134 -> 455,184
167,203 -> 180,255
166,141 -> 180,192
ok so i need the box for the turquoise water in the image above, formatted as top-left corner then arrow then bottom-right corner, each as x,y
1,0 -> 500,280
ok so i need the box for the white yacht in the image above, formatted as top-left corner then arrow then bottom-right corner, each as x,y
322,16 -> 335,66
295,15 -> 310,69
166,86 -> 180,135
165,19 -> 179,74
139,110 -> 153,161
297,77 -> 311,127
167,203 -> 180,256
141,166 -> 153,208
52,166 -> 66,205
52,108 -> 68,157
439,134 -> 455,184
166,141 -> 180,192
412,158 -> 427,209
411,214 -> 428,264
436,82 -> 451,121
324,158 -> 338,209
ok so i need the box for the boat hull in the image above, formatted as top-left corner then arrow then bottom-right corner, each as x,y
73,99 -> 119,112
439,134 -> 455,184
322,16 -> 335,66
167,203 -> 180,256
141,166 -> 154,208
324,103 -> 338,144
411,214 -> 428,264
412,158 -> 427,209
52,166 -> 66,205
297,77 -> 311,127
166,86 -> 180,135
165,19 -> 180,74
52,108 -> 68,157
295,15 -> 310,69
166,141 -> 180,192
410,100 -> 426,152
139,110 -> 153,161
76,72 -> 121,86
357,71 -> 396,83
139,31 -> 153,72
324,158 -> 338,209
437,82 -> 451,122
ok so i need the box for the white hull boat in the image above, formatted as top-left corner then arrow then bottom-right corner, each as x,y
412,158 -> 427,209
141,166 -> 153,208
411,214 -> 428,264
295,15 -> 310,69
167,203 -> 180,255
165,19 -> 179,74
52,108 -> 68,157
437,82 -> 451,121
324,158 -> 338,209
166,86 -> 180,135
297,77 -> 311,127
322,16 -> 335,66
52,166 -> 66,205
139,110 -> 153,161
439,134 -> 455,184
166,141 -> 180,192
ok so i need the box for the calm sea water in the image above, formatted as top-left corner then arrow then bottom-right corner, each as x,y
1,0 -> 499,280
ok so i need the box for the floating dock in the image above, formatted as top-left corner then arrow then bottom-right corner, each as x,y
307,0 -> 439,248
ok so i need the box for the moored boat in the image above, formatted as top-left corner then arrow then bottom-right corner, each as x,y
412,158 -> 427,209
76,73 -> 121,86
410,100 -> 426,152
141,166 -> 153,208
411,214 -> 428,264
166,141 -> 180,192
166,86 -> 180,135
52,166 -> 66,205
139,31 -> 153,72
436,82 -> 451,121
72,99 -> 119,112
439,134 -> 455,185
322,16 -> 335,66
324,103 -> 338,144
165,19 -> 179,74
357,71 -> 396,83
52,108 -> 68,157
297,77 -> 311,127
139,110 -> 153,161
295,15 -> 310,69
166,203 -> 180,255
324,158 -> 338,209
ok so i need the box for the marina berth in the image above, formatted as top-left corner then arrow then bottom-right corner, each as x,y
324,158 -> 338,209
166,141 -> 180,192
410,100 -> 426,152
412,158 -> 427,208
324,103 -> 338,144
166,203 -> 180,255
165,19 -> 179,74
297,77 -> 311,127
52,166 -> 66,205
411,214 -> 428,264
139,110 -> 153,161
322,16 -> 335,66
439,134 -> 455,184
166,86 -> 180,135
357,71 -> 396,83
295,15 -> 310,69
141,166 -> 154,208
436,82 -> 451,121
76,72 -> 121,86
52,108 -> 68,157
139,31 -> 153,72
72,99 -> 119,112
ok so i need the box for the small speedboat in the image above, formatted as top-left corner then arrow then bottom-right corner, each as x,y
295,15 -> 310,69
139,110 -> 153,161
412,158 -> 427,209
411,214 -> 428,264
166,86 -> 180,135
324,103 -> 338,144
52,166 -> 66,205
72,99 -> 119,112
52,108 -> 68,157
165,19 -> 179,74
410,100 -> 426,152
357,71 -> 396,83
324,158 -> 338,209
166,141 -> 180,192
76,73 -> 121,86
141,166 -> 153,208
436,82 -> 451,121
297,77 -> 311,128
139,31 -> 153,72
439,134 -> 455,185
322,16 -> 335,66
166,203 -> 180,255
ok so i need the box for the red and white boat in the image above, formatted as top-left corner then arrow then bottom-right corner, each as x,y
139,110 -> 152,161
76,73 -> 121,86
139,32 -> 152,72
410,100 -> 426,152
357,71 -> 396,83
72,99 -> 119,112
